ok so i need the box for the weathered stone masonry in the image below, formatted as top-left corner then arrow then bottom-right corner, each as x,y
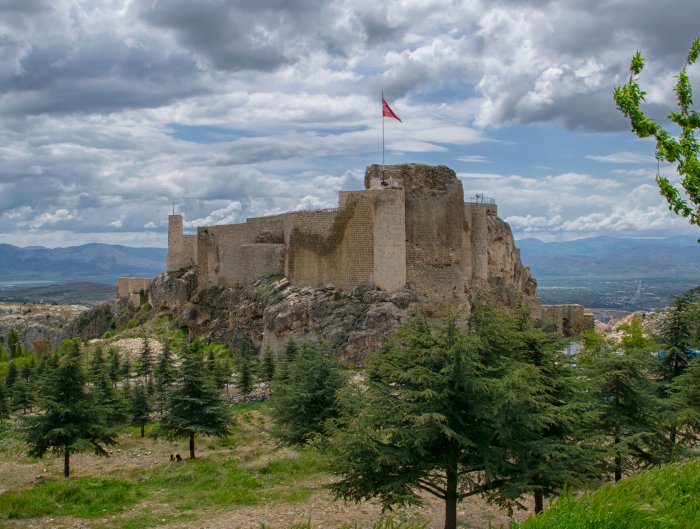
157,163 -> 592,332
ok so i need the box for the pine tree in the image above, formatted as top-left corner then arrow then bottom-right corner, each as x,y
261,346 -> 275,382
136,338 -> 154,387
238,355 -> 253,397
12,363 -> 35,414
503,324 -> 600,513
5,362 -> 18,389
7,328 -> 22,358
93,365 -> 127,427
657,292 -> 695,383
284,338 -> 298,362
153,344 -> 176,416
158,344 -> 230,459
270,340 -> 346,446
586,346 -> 660,482
24,345 -> 116,477
329,316 -> 497,529
668,355 -> 700,445
130,382 -> 151,438
655,287 -> 700,448
121,355 -> 132,384
205,350 -> 230,389
277,338 -> 298,382
89,346 -> 106,383
0,382 -> 8,422
107,348 -> 120,387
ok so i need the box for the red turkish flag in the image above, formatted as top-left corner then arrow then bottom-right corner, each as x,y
382,97 -> 402,122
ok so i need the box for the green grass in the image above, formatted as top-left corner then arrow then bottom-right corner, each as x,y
0,478 -> 145,519
0,446 -> 324,522
138,447 -> 321,510
515,458 -> 700,529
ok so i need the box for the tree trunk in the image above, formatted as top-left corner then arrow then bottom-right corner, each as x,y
64,446 -> 70,477
189,432 -> 195,459
534,490 -> 544,514
614,437 -> 622,482
140,423 -> 145,438
444,465 -> 458,529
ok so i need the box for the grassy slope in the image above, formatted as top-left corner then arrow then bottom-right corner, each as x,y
0,405 -> 324,529
516,458 -> 700,529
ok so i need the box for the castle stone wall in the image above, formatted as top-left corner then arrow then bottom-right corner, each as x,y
372,189 -> 406,292
117,277 -> 130,298
161,163 -> 591,333
196,224 -> 247,288
288,197 -> 374,290
116,277 -> 151,308
167,215 -> 197,271
366,165 -> 467,313
540,304 -> 590,336
240,244 -> 285,282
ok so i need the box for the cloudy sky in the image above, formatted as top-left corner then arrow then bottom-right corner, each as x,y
1,0 -> 699,248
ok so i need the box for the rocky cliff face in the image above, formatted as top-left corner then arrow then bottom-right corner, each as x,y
486,211 -> 540,308
0,299 -> 139,353
146,271 -> 417,363
0,303 -> 86,352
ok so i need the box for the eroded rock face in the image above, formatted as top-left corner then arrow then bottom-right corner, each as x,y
62,297 -> 137,340
0,299 -> 138,352
143,272 -> 418,363
149,268 -> 196,310
486,210 -> 539,308
0,304 -> 84,351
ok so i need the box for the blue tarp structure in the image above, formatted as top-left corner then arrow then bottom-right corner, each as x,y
657,349 -> 700,359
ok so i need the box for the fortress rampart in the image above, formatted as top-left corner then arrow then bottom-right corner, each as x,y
116,277 -> 152,308
163,163 -> 590,331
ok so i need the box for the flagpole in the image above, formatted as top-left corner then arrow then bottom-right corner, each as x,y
381,90 -> 385,183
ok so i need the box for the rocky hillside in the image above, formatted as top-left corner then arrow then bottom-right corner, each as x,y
73,269 -> 418,362
0,298 -> 138,354
0,302 -> 88,353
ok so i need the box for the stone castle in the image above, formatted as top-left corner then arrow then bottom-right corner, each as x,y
117,163 -> 592,337
129,163 -> 592,334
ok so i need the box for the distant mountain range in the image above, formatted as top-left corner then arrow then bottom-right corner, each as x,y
0,237 -> 698,312
0,243 -> 166,284
517,236 -> 700,312
517,236 -> 700,278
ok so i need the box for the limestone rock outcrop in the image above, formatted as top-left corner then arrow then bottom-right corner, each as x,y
0,300 -> 137,352
485,212 -> 539,306
147,272 -> 417,362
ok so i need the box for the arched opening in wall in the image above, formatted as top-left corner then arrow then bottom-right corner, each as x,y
562,317 -> 571,337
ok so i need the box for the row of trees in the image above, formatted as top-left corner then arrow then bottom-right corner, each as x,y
3,338 -> 234,476
269,291 -> 700,529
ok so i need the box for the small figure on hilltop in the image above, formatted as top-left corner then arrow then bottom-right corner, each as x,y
169,454 -> 174,462
175,453 -> 182,462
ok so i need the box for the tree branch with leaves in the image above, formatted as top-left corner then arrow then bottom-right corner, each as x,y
614,38 -> 700,228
